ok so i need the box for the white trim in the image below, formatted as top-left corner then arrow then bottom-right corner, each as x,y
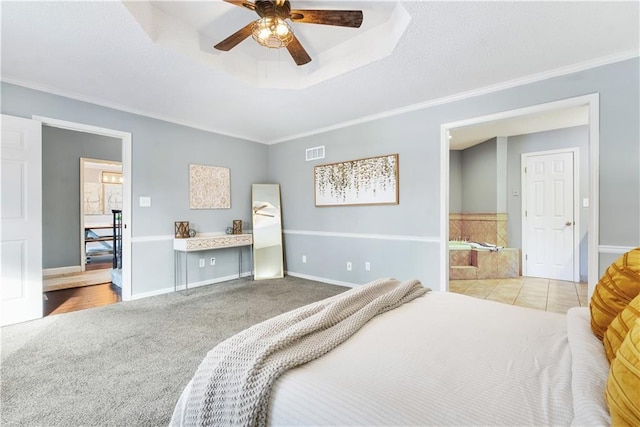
283,229 -> 439,243
5,79 -> 265,144
43,265 -> 82,277
440,127 -> 450,293
440,93 -> 600,299
520,147 -> 581,282
599,245 -> 637,254
131,235 -> 174,243
4,51 -> 635,146
129,272 -> 252,300
286,271 -> 358,288
588,97 -> 600,300
269,51 -> 636,144
34,115 -> 134,302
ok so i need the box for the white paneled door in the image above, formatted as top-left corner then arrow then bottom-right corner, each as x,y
1,114 -> 43,326
524,151 -> 575,281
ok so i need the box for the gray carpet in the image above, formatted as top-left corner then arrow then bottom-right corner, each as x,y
1,277 -> 347,426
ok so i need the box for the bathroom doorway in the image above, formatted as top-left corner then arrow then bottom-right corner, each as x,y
441,94 -> 599,300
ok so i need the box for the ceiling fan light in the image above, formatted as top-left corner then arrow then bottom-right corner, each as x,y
251,17 -> 293,49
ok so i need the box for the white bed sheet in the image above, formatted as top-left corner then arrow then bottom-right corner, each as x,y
566,307 -> 611,427
267,291 -> 574,426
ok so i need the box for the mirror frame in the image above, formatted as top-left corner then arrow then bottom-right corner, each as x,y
251,184 -> 284,280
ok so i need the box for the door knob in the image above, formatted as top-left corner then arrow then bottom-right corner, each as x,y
565,221 -> 573,226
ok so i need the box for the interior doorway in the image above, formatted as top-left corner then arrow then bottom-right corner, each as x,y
35,116 -> 132,308
80,158 -> 123,272
41,133 -> 126,315
522,149 -> 578,281
440,94 -> 600,300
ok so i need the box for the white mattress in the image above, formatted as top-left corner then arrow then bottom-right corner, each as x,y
267,292 -> 575,426
173,291 -> 611,426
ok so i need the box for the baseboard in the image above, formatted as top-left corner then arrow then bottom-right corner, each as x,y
285,271 -> 358,288
129,271 -> 253,300
43,265 -> 82,277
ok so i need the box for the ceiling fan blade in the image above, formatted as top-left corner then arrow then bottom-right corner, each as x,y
214,21 -> 255,51
289,10 -> 363,28
286,34 -> 312,66
223,0 -> 256,11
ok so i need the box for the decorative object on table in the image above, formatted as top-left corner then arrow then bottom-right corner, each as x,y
189,164 -> 231,209
252,184 -> 284,280
225,227 -> 233,235
232,220 -> 243,235
175,221 -> 190,238
314,153 -> 399,207
189,229 -> 197,238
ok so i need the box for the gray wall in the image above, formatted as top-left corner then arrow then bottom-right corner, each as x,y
2,57 -> 638,293
450,137 -> 507,214
269,58 -> 639,288
2,82 -> 268,295
449,151 -> 462,213
461,138 -> 498,213
42,127 -> 121,268
507,125 -> 589,280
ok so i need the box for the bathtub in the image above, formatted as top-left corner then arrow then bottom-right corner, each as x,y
449,242 -> 520,279
448,241 -> 495,251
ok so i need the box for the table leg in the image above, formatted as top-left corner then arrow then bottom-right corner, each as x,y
184,251 -> 189,296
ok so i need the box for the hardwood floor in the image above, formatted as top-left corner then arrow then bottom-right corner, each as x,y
85,260 -> 113,271
44,282 -> 121,316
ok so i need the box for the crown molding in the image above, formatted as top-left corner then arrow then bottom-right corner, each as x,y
267,49 -> 639,144
0,76 -> 265,145
3,50 -> 637,146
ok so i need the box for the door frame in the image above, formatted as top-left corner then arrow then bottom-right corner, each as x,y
521,148 -> 580,281
440,93 -> 600,299
80,157 -> 123,272
33,116 -> 133,301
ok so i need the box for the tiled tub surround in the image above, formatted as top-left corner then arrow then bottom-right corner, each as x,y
449,245 -> 520,280
449,213 -> 507,246
449,213 -> 518,280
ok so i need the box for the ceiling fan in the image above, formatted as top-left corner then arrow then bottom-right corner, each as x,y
214,0 -> 363,66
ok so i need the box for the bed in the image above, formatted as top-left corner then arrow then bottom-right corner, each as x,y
171,279 -> 615,426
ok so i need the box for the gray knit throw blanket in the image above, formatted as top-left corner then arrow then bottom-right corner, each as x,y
173,278 -> 428,427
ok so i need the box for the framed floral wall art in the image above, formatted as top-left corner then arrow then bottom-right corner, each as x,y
314,154 -> 399,207
189,164 -> 231,209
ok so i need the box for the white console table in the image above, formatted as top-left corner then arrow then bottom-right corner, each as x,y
173,234 -> 253,295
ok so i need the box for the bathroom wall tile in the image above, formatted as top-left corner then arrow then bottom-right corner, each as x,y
450,249 -> 471,266
450,266 -> 478,280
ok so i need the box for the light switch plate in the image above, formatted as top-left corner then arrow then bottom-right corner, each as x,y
139,196 -> 151,207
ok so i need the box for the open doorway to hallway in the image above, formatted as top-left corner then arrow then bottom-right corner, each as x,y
41,126 -> 123,315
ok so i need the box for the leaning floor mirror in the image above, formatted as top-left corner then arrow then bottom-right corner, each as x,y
252,184 -> 284,280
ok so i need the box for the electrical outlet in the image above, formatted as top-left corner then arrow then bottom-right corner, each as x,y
346,261 -> 352,271
302,255 -> 307,263
199,258 -> 205,268
365,262 -> 371,271
210,257 -> 216,266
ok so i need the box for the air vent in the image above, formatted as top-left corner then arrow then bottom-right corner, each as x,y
305,146 -> 325,161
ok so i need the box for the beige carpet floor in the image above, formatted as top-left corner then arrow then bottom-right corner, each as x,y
1,276 -> 347,426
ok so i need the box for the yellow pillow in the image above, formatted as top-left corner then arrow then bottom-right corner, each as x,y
590,248 -> 640,340
606,319 -> 640,426
605,294 -> 640,363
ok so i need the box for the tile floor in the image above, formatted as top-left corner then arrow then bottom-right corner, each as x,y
450,276 -> 588,314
